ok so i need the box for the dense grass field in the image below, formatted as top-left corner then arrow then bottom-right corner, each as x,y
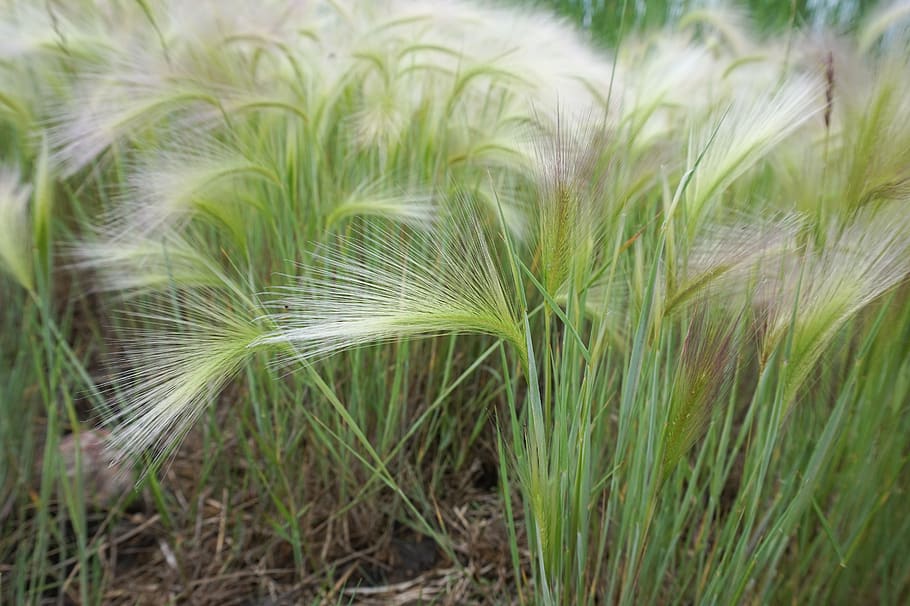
2,0 -> 909,603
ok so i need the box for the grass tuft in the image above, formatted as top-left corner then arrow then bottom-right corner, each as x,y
2,1 -> 910,604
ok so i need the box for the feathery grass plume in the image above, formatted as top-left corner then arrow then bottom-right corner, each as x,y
763,200 -> 910,409
661,308 -> 741,478
391,0 -> 622,119
156,0 -> 315,111
254,199 -> 527,366
529,113 -> 609,297
775,33 -> 910,219
679,6 -> 754,56
348,49 -> 412,151
110,133 -> 277,239
46,60 -> 229,175
34,0 -> 628,180
45,28 -> 301,175
331,0 -> 622,157
0,0 -> 118,145
0,167 -> 33,292
160,0 -> 312,47
104,289 -> 267,463
838,67 -> 910,211
665,213 -> 803,315
767,37 -> 849,216
617,36 -> 718,148
69,230 -> 241,299
685,76 -> 823,232
859,0 -> 910,51
314,7 -> 433,153
681,7 -> 798,104
325,182 -> 437,229
0,0 -> 120,63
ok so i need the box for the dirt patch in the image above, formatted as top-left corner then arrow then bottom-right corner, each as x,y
42,430 -> 532,605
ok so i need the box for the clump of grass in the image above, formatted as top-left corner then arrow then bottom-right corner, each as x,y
2,1 -> 910,604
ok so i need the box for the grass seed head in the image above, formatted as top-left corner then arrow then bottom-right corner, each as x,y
661,308 -> 742,477
686,76 -> 824,231
69,231 -> 240,298
530,113 -> 611,296
255,201 -> 526,366
764,200 -> 910,408
110,133 -> 276,239
104,289 -> 267,464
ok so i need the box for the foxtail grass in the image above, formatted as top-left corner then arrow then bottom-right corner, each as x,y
2,1 -> 910,604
